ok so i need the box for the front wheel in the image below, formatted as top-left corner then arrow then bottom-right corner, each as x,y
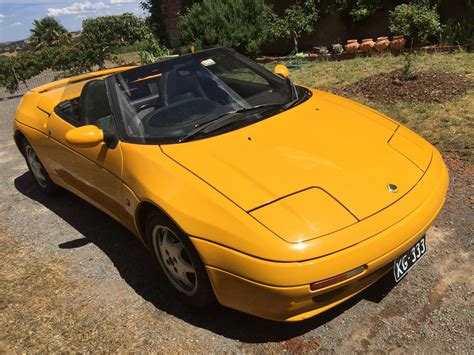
22,139 -> 58,194
145,211 -> 215,307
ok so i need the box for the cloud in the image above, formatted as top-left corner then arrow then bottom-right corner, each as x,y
47,2 -> 109,17
110,0 -> 136,3
10,22 -> 23,27
0,14 -> 5,23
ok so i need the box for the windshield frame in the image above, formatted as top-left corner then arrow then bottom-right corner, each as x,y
106,47 -> 309,145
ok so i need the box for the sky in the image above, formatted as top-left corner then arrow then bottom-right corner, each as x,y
0,0 -> 145,43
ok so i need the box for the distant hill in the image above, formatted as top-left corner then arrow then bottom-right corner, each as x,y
0,31 -> 81,55
0,39 -> 30,55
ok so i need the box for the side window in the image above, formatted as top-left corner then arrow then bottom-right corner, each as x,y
54,98 -> 83,127
55,80 -> 115,133
80,80 -> 115,132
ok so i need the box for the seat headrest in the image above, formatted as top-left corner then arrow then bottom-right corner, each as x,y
79,80 -> 111,125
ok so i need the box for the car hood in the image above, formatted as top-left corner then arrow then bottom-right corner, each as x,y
161,89 -> 431,226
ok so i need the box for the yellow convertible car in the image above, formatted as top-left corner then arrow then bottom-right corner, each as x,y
13,48 -> 448,321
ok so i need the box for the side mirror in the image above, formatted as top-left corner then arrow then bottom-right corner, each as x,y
65,125 -> 104,146
274,64 -> 289,78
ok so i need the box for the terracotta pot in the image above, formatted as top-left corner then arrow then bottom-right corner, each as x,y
374,36 -> 390,52
390,35 -> 406,50
345,39 -> 359,54
360,38 -> 375,53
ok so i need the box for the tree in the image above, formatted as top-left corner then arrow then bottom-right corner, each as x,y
179,0 -> 276,57
80,13 -> 153,68
389,3 -> 441,46
0,56 -> 19,93
29,17 -> 70,49
140,0 -> 201,45
138,38 -> 170,64
0,51 -> 44,92
140,0 -> 170,45
271,0 -> 319,54
1,13 -> 165,93
335,0 -> 386,21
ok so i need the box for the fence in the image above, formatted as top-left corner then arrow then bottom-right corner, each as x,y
0,70 -> 63,101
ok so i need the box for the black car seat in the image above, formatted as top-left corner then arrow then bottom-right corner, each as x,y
161,65 -> 205,105
79,80 -> 111,129
79,79 -> 144,136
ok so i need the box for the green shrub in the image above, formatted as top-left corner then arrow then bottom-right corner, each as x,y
440,18 -> 474,48
113,41 -> 149,55
138,38 -> 170,64
332,43 -> 344,55
335,0 -> 387,21
0,57 -> 18,93
81,13 -> 153,68
0,51 -> 45,93
400,52 -> 417,81
40,46 -> 95,75
389,3 -> 441,46
179,0 -> 275,57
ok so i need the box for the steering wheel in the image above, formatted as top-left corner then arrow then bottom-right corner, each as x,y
141,97 -> 217,133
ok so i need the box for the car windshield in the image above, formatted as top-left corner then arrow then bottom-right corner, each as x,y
107,48 -> 298,144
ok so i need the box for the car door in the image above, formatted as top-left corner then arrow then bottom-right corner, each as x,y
45,79 -> 126,223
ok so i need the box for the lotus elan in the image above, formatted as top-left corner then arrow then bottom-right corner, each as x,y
13,48 -> 448,321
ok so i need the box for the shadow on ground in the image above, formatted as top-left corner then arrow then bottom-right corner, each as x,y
15,171 -> 397,343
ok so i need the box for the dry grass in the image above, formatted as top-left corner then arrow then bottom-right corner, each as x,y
283,51 -> 474,159
0,233 -> 151,352
289,51 -> 473,89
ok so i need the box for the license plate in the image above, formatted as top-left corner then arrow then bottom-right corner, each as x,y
393,235 -> 426,282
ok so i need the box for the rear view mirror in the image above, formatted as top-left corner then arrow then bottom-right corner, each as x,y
274,64 -> 289,78
65,125 -> 104,146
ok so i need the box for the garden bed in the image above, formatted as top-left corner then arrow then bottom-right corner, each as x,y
337,70 -> 473,103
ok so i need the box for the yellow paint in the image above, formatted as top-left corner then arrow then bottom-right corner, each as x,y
32,66 -> 135,94
250,187 -> 358,243
65,125 -> 104,146
162,89 -> 424,219
13,68 -> 449,321
389,125 -> 432,171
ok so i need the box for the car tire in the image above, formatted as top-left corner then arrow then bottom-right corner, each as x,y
21,138 -> 58,194
145,211 -> 215,307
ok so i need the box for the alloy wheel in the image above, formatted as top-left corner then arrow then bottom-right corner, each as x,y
152,225 -> 198,295
25,145 -> 47,188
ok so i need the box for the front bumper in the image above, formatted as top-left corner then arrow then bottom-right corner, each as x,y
191,148 -> 448,321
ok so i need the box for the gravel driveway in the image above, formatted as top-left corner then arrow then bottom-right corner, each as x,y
1,97 -> 473,353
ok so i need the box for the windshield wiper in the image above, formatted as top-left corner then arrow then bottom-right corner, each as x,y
179,103 -> 282,142
179,79 -> 304,143
278,77 -> 304,111
281,85 -> 308,111
225,103 -> 284,116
